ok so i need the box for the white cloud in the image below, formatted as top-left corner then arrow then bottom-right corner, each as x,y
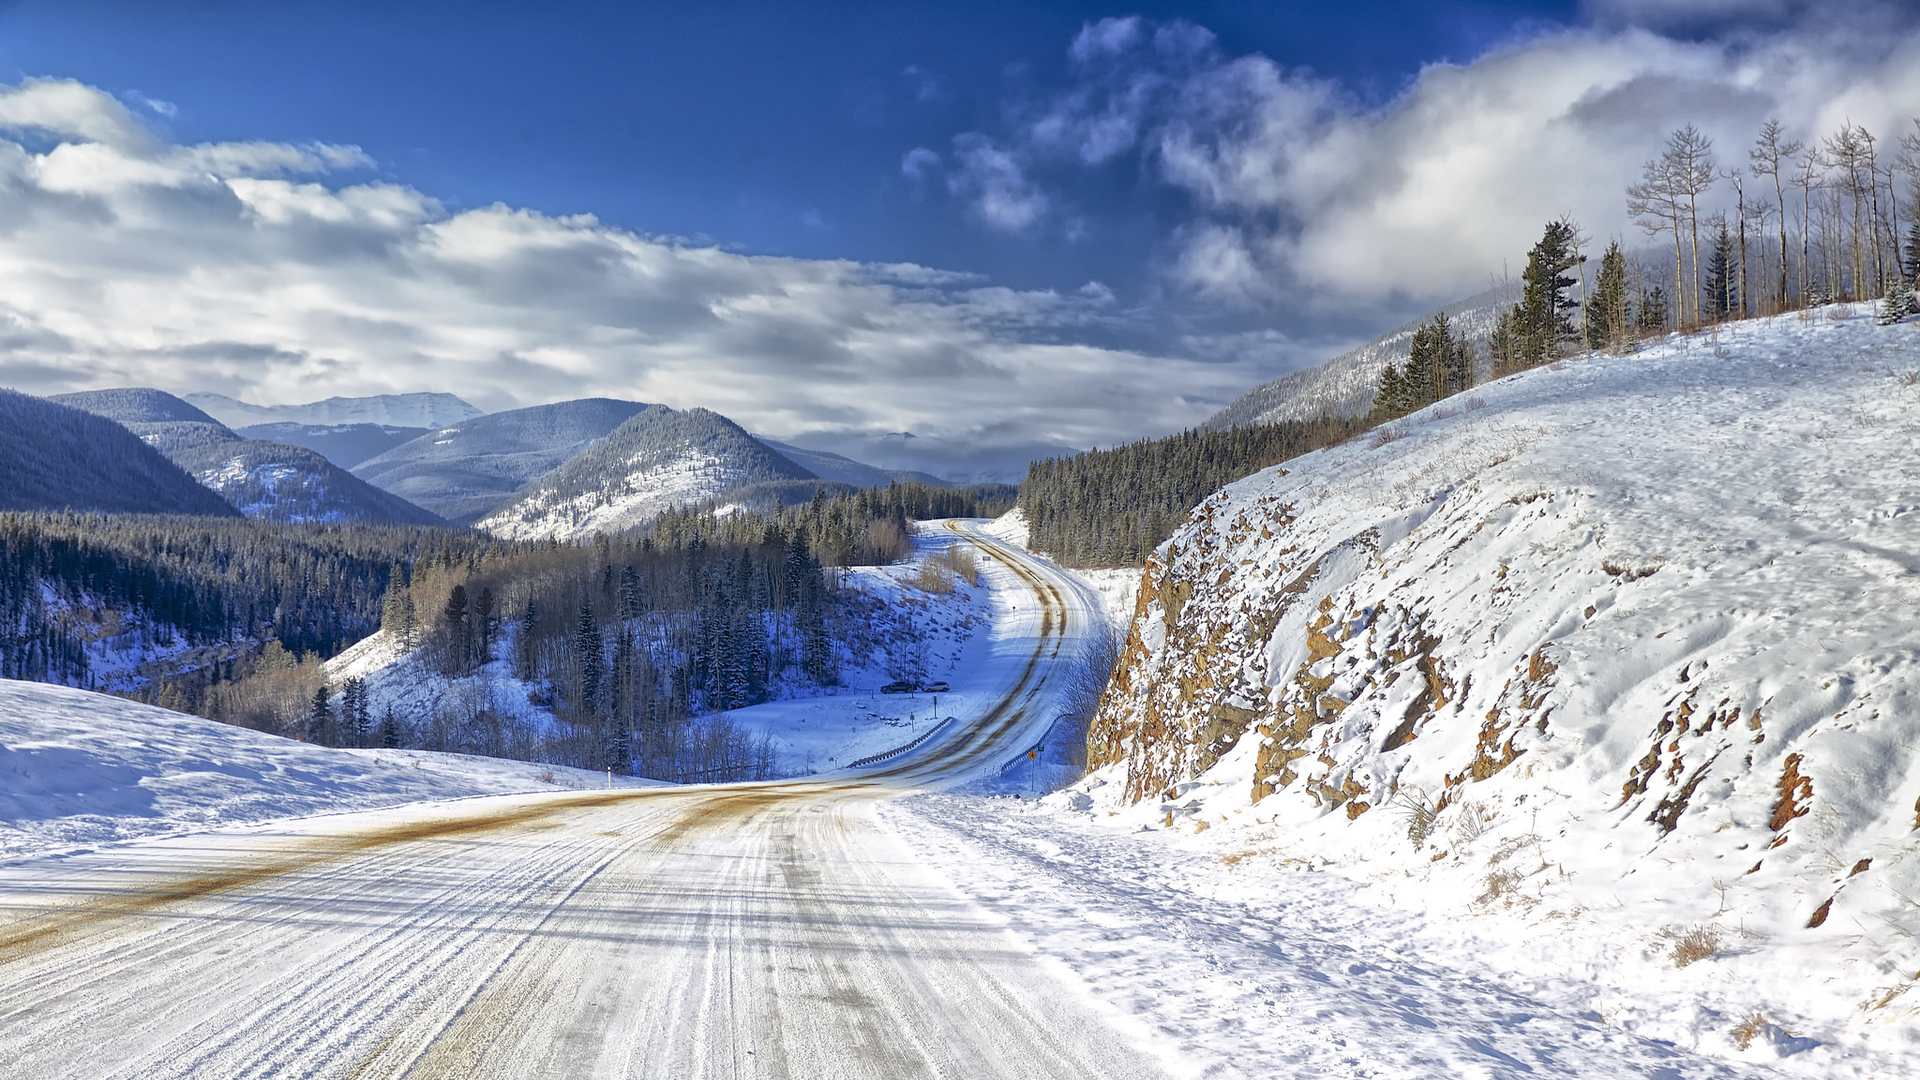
0,78 -> 1259,475
947,134 -> 1048,231
900,146 -> 940,179
0,78 -> 154,150
969,14 -> 1920,312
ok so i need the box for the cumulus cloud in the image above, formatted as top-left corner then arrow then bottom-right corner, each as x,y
946,134 -> 1048,231
0,78 -> 1258,478
960,13 -> 1920,313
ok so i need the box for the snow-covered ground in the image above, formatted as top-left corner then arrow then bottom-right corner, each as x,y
0,679 -> 653,863
1063,303 -> 1920,1073
327,526 -> 994,777
477,448 -> 745,540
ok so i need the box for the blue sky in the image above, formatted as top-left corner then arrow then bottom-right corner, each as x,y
0,1 -> 1579,303
0,1 -> 1910,478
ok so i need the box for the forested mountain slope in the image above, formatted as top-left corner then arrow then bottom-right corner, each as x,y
1205,286 -> 1507,429
1084,305 -> 1920,1047
235,422 -> 431,469
353,398 -> 651,523
51,389 -> 442,526
186,391 -> 483,429
477,405 -> 817,541
0,390 -> 238,517
753,435 -> 950,490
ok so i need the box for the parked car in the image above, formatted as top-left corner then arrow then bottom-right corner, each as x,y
881,680 -> 917,694
923,682 -> 950,693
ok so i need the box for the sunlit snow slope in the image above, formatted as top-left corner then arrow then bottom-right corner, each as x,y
1089,305 -> 1920,1045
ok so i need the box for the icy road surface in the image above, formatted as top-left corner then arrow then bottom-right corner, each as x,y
0,522 -> 1795,1078
0,523 -> 1169,1080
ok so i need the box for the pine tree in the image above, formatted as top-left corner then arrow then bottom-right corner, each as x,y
380,704 -> 403,748
474,586 -> 496,661
575,602 -> 604,718
1369,364 -> 1409,422
308,681 -> 333,746
341,676 -> 369,746
1586,240 -> 1631,349
1879,270 -> 1915,325
1637,285 -> 1669,332
518,598 -> 538,681
1516,220 -> 1581,367
1703,219 -> 1737,321
1487,305 -> 1520,375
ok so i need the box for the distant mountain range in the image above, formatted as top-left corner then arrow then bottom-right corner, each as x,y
752,435 -> 950,489
477,405 -> 820,541
49,389 -> 442,526
1203,286 -> 1509,430
185,391 -> 484,430
0,389 -> 240,517
15,382 -> 979,536
235,422 -> 431,470
353,398 -> 654,524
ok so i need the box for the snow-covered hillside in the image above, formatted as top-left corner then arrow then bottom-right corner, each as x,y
186,392 -> 484,430
1082,305 -> 1920,1064
476,404 -> 814,540
353,398 -> 651,523
1205,285 -> 1507,428
50,389 -> 443,525
0,680 -> 651,861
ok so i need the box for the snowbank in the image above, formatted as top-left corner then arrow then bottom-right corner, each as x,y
0,680 -> 651,861
1080,305 -> 1920,1067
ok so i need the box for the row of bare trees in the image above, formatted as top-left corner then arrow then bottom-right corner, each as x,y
1626,117 -> 1920,326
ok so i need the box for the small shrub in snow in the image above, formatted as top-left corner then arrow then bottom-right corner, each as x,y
1730,1012 -> 1770,1051
1670,925 -> 1720,968
1391,786 -> 1439,848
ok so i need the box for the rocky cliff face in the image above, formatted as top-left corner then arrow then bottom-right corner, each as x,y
1082,310 -> 1920,1031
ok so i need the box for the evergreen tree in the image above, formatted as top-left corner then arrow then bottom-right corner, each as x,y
1369,311 -> 1470,422
1487,304 -> 1521,374
517,598 -> 538,681
341,677 -> 370,746
440,583 -> 470,674
474,585 -> 496,661
1515,219 -> 1581,367
575,602 -> 604,718
380,704 -> 403,748
1369,364 -> 1409,423
1586,240 -> 1631,349
1879,271 -> 1915,325
1637,285 -> 1669,332
1703,219 -> 1737,321
308,681 -> 333,746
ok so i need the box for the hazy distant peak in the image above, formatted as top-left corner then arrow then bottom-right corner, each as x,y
48,387 -> 223,426
185,391 -> 484,429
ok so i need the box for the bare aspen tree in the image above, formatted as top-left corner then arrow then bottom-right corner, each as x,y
1751,119 -> 1803,311
1823,124 -> 1872,299
1724,169 -> 1751,317
1664,125 -> 1716,324
1791,150 -> 1822,302
1628,155 -> 1686,327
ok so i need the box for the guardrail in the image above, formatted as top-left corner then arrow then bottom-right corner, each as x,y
850,717 -> 955,769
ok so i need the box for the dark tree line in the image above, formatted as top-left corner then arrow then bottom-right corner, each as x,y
0,512 -> 485,689
1370,311 -> 1473,422
1019,416 -> 1366,568
647,480 -> 1015,568
42,479 -> 1010,781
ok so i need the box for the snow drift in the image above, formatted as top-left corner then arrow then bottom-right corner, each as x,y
1086,305 -> 1920,1057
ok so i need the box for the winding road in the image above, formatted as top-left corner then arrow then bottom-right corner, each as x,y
0,522 -> 1169,1079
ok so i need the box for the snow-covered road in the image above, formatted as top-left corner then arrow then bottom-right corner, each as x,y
0,520 -> 1819,1078
0,522 -> 1172,1079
